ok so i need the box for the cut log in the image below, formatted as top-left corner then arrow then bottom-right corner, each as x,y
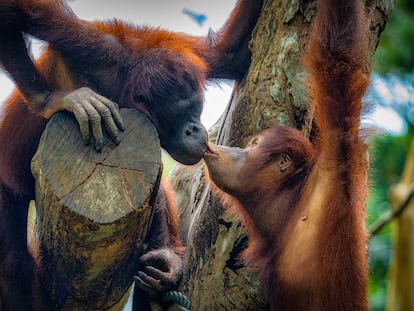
31,109 -> 161,310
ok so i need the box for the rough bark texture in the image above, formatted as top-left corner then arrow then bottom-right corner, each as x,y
386,137 -> 414,311
170,0 -> 393,310
31,109 -> 161,310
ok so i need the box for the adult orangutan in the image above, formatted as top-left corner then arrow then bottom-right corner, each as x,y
0,0 -> 263,309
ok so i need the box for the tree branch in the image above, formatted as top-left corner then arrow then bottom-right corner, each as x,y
369,183 -> 414,237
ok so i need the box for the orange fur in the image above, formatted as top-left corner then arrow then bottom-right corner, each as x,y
0,1 -> 263,309
204,0 -> 370,309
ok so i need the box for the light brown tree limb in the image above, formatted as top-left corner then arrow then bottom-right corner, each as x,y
369,184 -> 414,237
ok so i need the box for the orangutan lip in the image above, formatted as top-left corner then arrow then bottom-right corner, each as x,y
204,144 -> 218,156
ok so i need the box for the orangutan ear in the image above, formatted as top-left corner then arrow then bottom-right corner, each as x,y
278,153 -> 292,172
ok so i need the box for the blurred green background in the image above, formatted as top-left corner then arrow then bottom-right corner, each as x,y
366,0 -> 414,309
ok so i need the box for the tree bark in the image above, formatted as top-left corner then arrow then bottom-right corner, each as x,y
386,136 -> 414,311
171,0 -> 393,310
31,109 -> 161,310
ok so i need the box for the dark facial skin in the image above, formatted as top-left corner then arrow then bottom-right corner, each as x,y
151,92 -> 208,165
121,48 -> 209,165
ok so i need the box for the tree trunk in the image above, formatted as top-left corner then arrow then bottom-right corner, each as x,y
31,109 -> 161,310
171,0 -> 393,310
386,136 -> 414,311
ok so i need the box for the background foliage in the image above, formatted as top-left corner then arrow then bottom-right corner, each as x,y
367,0 -> 414,309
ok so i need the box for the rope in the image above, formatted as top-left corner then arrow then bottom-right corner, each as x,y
162,290 -> 191,311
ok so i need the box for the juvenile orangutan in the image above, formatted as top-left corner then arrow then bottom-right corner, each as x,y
204,0 -> 370,309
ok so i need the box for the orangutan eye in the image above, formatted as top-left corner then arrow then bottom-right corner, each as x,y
248,138 -> 259,148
